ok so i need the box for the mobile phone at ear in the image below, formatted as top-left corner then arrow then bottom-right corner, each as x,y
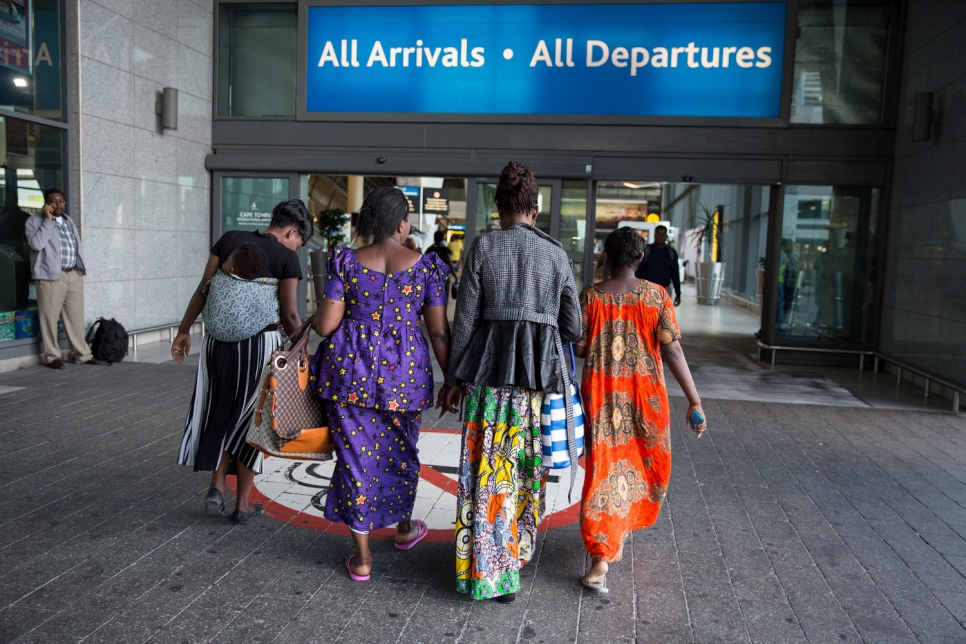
689,410 -> 704,428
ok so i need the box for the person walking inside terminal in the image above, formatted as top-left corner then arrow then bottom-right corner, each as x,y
634,224 -> 682,307
427,230 -> 457,276
447,231 -> 464,265
24,189 -> 109,369
173,199 -> 311,524
440,161 -> 582,603
310,187 -> 451,582
575,227 -> 706,594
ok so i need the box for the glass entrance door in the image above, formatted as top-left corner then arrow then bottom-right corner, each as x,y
474,180 -> 554,235
470,178 -> 590,291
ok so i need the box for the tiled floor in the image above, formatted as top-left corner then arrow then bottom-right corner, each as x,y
1,359 -> 965,642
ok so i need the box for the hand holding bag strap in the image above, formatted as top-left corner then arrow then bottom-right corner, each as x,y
280,315 -> 316,394
568,343 -> 578,384
286,315 -> 315,355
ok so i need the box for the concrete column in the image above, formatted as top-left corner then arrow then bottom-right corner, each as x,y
347,176 -> 364,213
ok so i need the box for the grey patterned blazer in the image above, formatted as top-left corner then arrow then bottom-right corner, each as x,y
447,222 -> 581,387
447,222 -> 583,487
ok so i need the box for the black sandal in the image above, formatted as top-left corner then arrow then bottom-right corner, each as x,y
231,504 -> 264,525
204,488 -> 225,516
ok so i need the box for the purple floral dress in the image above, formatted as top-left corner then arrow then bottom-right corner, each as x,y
310,246 -> 448,532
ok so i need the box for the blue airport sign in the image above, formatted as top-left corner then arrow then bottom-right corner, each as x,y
305,3 -> 787,118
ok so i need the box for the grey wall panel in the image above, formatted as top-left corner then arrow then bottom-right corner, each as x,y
213,120 -> 896,161
592,157 -> 782,183
426,123 -> 894,157
206,152 -> 592,178
214,120 -> 429,148
210,147 -> 898,188
879,0 -> 966,388
784,160 -> 889,186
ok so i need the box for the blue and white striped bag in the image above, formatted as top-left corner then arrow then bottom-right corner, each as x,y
540,344 -> 585,469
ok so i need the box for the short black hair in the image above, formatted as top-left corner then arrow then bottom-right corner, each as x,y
270,199 -> 313,244
228,243 -> 269,280
495,161 -> 538,215
43,188 -> 65,203
605,227 -> 646,270
434,231 -> 446,243
655,225 -> 668,233
357,187 -> 409,243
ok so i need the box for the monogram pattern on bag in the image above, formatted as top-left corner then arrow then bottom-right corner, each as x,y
247,319 -> 333,461
267,348 -> 324,439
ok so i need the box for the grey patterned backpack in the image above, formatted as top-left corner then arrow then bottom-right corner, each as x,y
201,271 -> 280,342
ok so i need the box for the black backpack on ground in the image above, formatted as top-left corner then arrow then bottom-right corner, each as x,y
86,318 -> 129,364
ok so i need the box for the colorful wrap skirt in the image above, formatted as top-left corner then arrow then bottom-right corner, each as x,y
455,384 -> 547,600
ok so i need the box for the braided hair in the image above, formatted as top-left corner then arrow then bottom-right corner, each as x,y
604,227 -> 646,270
356,187 -> 410,243
495,161 -> 538,215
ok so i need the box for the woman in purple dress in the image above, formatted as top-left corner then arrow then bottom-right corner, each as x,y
311,187 -> 451,581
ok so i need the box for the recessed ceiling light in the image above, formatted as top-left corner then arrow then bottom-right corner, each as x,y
13,78 -> 27,87
623,182 -> 643,189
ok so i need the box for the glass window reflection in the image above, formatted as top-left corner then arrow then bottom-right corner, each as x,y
218,3 -> 297,117
592,181 -> 663,284
561,180 -> 587,292
0,0 -> 64,122
777,186 -> 879,343
479,182 -> 551,235
0,116 -> 64,336
220,176 -> 290,235
791,0 -> 895,125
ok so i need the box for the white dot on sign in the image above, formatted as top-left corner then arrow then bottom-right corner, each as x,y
503,48 -> 514,60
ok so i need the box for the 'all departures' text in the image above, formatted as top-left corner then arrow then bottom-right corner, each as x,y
317,38 -> 773,75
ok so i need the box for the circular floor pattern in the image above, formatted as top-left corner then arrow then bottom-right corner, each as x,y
249,427 -> 585,542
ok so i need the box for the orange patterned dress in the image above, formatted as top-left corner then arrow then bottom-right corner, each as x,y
578,281 -> 681,563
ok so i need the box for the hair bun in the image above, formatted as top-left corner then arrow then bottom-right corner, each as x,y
496,161 -> 538,215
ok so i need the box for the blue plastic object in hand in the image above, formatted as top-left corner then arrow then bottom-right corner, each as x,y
690,409 -> 705,428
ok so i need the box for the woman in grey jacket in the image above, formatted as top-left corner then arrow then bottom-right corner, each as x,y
440,161 -> 581,603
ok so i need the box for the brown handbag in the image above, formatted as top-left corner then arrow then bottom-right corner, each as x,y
247,317 -> 333,460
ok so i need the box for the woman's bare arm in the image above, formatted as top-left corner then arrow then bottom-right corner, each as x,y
171,254 -> 220,363
277,278 -> 302,336
423,305 -> 450,377
312,297 -> 346,337
660,340 -> 707,437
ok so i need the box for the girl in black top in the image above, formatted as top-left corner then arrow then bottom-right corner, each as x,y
173,200 -> 311,524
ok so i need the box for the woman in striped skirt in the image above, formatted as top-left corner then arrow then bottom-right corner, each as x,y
172,200 -> 312,524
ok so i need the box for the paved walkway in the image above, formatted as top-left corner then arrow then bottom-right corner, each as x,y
1,341 -> 966,642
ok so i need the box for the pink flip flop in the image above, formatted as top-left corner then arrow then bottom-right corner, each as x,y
345,555 -> 370,581
394,519 -> 428,551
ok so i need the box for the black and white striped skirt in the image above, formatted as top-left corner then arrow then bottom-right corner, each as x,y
178,330 -> 280,474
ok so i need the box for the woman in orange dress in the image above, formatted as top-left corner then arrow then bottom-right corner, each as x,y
574,227 -> 707,593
